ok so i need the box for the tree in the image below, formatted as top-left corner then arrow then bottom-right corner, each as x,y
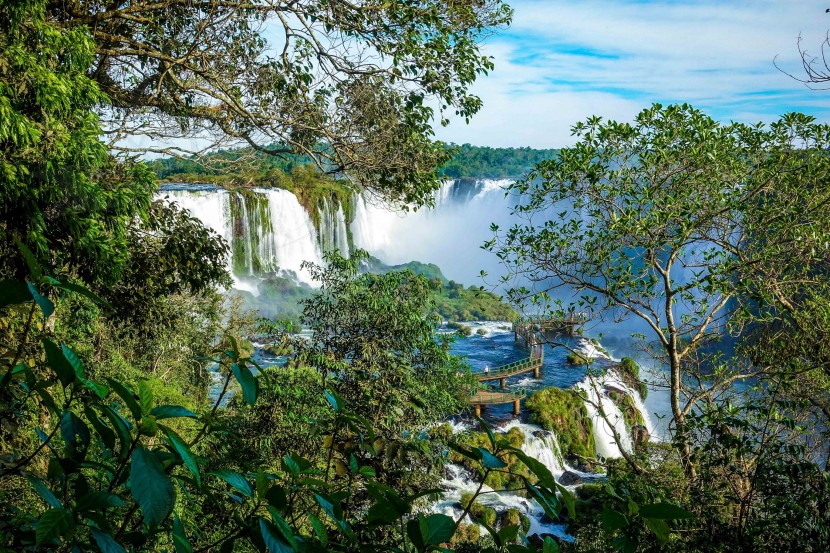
46,0 -> 512,206
0,0 -> 156,284
488,104 -> 830,478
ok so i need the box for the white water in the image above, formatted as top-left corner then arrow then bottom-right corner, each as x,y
351,179 -> 516,284
159,186 -> 331,287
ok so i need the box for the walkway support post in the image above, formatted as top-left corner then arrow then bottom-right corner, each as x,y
475,404 -> 482,418
534,365 -> 540,379
500,377 -> 506,389
513,399 -> 521,416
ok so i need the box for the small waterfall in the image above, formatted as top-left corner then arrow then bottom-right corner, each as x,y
318,198 -> 350,257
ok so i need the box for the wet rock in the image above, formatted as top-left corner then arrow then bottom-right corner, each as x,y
632,424 -> 650,448
558,470 -> 584,486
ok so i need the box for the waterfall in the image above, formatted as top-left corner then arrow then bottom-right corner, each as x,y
500,421 -> 566,477
349,179 -> 515,284
158,185 -> 329,288
318,198 -> 350,257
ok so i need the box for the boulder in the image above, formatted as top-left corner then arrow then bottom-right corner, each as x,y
558,470 -> 584,486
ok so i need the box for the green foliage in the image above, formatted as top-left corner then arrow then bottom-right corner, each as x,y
440,144 -> 561,179
524,388 -> 595,461
0,0 -> 155,284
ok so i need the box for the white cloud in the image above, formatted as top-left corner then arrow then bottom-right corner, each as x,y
436,0 -> 830,147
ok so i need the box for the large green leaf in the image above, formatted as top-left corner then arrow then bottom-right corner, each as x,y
173,516 -> 193,553
130,447 -> 174,527
76,491 -> 126,512
259,518 -> 293,553
106,379 -> 142,420
643,517 -> 670,543
61,344 -> 85,379
602,506 -> 628,532
60,410 -> 91,454
474,447 -> 507,469
151,405 -> 197,420
163,426 -> 201,486
232,363 -> 258,406
90,528 -> 126,553
35,508 -> 74,545
543,536 -> 561,553
211,469 -> 253,498
408,513 -> 455,548
28,283 -> 54,318
42,339 -> 75,387
27,476 -> 62,509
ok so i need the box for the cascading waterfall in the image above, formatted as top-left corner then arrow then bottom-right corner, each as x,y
159,185 -> 345,288
576,375 -> 633,459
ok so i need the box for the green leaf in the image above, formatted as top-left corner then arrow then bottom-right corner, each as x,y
259,518 -> 293,553
325,390 -> 342,412
543,536 -> 561,553
61,344 -> 84,379
414,513 -> 455,546
15,237 -> 42,281
130,447 -> 174,527
76,491 -> 125,511
138,380 -> 154,414
35,508 -> 74,545
638,502 -> 694,520
555,482 -> 576,520
90,528 -> 126,553
43,339 -> 75,387
211,469 -> 253,498
28,283 -> 54,318
232,363 -> 258,406
602,506 -> 628,532
106,379 -> 142,420
173,516 -> 193,553
160,426 -> 200,486
60,410 -> 91,453
150,405 -> 197,420
643,517 -> 670,543
267,506 -> 298,550
474,447 -> 507,469
0,279 -> 32,307
309,514 -> 328,546
100,405 -> 132,460
27,476 -> 62,508
51,280 -> 112,309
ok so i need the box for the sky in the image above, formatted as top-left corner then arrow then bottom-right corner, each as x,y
434,0 -> 830,148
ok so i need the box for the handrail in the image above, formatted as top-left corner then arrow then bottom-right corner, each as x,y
474,353 -> 543,380
470,389 -> 526,404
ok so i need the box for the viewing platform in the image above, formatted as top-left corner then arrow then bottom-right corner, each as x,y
513,313 -> 586,345
470,389 -> 527,417
470,345 -> 543,416
474,346 -> 544,388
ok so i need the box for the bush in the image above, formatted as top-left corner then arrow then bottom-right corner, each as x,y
566,352 -> 591,366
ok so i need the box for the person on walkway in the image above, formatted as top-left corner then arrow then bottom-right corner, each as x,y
483,365 -> 489,374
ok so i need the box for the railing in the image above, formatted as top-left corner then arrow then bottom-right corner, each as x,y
470,389 -> 526,404
475,356 -> 542,380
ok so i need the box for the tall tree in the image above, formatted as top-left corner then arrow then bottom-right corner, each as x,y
488,104 -> 830,477
48,0 -> 512,205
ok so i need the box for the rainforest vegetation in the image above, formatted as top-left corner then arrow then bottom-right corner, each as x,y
1,0 -> 829,552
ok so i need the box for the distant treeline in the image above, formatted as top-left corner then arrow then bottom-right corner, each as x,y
149,143 -> 559,183
439,144 -> 559,178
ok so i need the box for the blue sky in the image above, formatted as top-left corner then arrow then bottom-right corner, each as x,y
435,0 -> 830,147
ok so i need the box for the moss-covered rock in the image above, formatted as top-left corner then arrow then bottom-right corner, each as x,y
566,352 -> 591,366
500,508 -> 531,533
617,357 -> 648,400
524,387 -> 595,462
608,390 -> 644,432
450,428 -> 531,491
